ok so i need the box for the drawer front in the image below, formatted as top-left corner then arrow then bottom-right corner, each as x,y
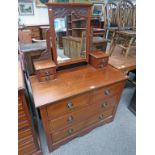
47,92 -> 90,119
18,119 -> 29,130
38,68 -> 56,77
92,82 -> 124,102
38,74 -> 56,82
49,96 -> 117,132
97,58 -> 108,68
29,27 -> 40,33
51,108 -> 114,143
31,31 -> 40,36
19,139 -> 37,155
18,128 -> 33,143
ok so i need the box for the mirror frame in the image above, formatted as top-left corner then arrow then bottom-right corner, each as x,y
46,3 -> 92,67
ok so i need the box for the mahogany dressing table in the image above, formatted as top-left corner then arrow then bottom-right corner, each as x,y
28,3 -> 127,152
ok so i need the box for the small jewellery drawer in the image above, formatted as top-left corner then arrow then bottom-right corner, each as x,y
46,92 -> 90,119
37,68 -> 56,77
38,74 -> 56,82
92,82 -> 124,101
97,58 -> 109,68
51,108 -> 114,143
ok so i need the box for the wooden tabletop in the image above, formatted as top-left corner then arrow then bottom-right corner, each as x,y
19,42 -> 47,53
108,47 -> 136,72
34,59 -> 56,70
30,65 -> 127,108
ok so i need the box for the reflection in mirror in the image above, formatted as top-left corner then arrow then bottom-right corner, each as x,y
54,13 -> 87,64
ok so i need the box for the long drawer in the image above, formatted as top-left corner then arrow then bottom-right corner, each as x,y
49,95 -> 117,132
46,92 -> 90,119
51,108 -> 114,143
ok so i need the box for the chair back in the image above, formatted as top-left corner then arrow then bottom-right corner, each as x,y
117,0 -> 134,30
104,2 -> 117,30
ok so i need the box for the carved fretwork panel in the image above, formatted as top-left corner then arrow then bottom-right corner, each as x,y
48,6 -> 89,18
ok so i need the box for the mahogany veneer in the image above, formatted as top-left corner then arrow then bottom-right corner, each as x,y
33,59 -> 57,82
29,65 -> 127,152
18,60 -> 42,155
89,51 -> 109,68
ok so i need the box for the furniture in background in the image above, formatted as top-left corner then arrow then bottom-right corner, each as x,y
19,42 -> 48,75
18,30 -> 32,44
18,59 -> 42,155
57,31 -> 67,48
103,2 -> 118,41
18,25 -> 50,40
40,26 -> 50,40
62,36 -> 82,58
109,0 -> 136,58
108,45 -> 136,74
27,26 -> 41,40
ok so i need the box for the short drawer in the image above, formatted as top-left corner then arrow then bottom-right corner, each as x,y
38,74 -> 56,82
51,108 -> 114,143
49,96 -> 116,132
92,82 -> 124,102
46,92 -> 90,119
37,68 -> 56,77
97,58 -> 109,68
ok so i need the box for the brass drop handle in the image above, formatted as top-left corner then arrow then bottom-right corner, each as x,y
104,89 -> 110,96
99,114 -> 104,120
45,76 -> 50,81
67,128 -> 74,135
67,102 -> 74,109
67,116 -> 74,123
101,102 -> 108,108
45,71 -> 49,75
99,64 -> 104,68
102,59 -> 106,63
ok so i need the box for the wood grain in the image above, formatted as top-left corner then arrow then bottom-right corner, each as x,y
30,65 -> 127,108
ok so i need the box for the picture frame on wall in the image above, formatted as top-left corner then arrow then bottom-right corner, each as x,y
92,3 -> 104,16
18,2 -> 34,16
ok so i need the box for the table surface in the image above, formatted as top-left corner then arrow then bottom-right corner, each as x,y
108,47 -> 136,72
19,42 -> 47,53
30,65 -> 127,108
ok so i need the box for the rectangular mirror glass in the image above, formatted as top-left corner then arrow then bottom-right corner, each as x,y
54,14 -> 87,64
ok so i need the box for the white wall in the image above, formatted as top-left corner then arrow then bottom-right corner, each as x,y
19,1 -> 49,25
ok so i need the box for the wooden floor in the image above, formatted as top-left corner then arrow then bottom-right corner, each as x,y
106,43 -> 136,73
